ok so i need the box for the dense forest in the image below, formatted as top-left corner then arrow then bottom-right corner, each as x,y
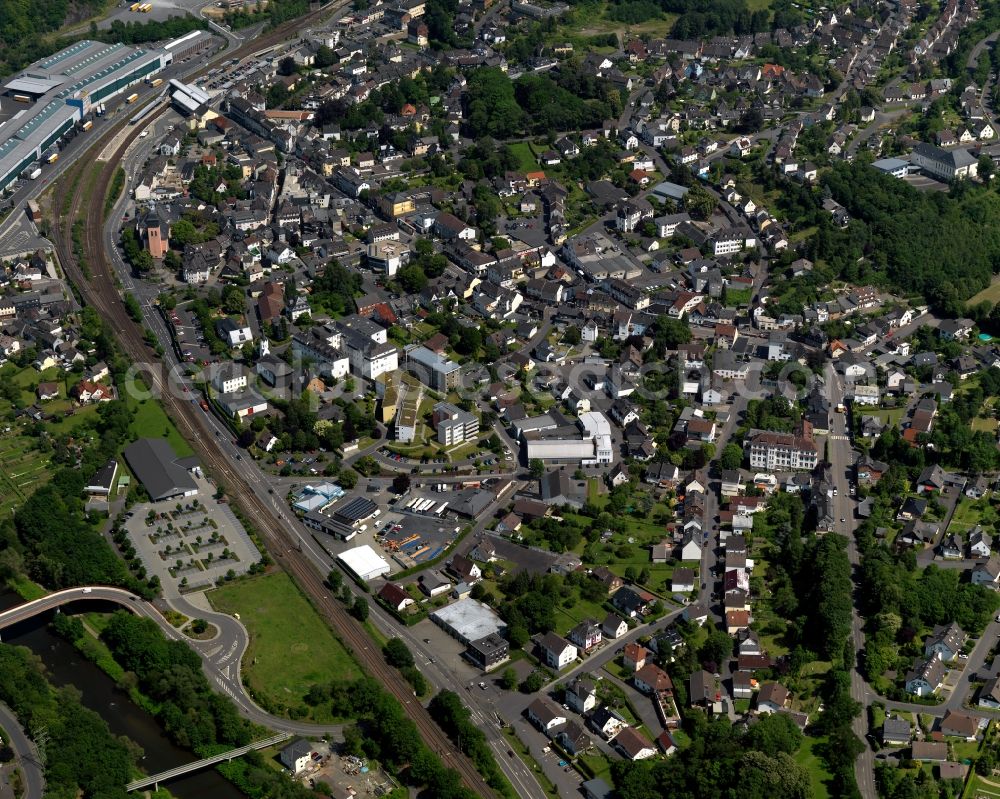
0,0 -> 205,78
612,716 -> 812,799
99,612 -> 251,751
0,644 -> 134,799
565,0 -> 770,35
462,66 -> 619,139
0,0 -> 103,75
816,163 -> 1000,312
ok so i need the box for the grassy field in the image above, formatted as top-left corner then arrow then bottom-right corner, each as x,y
551,594 -> 611,636
972,415 -> 999,433
126,394 -> 194,457
794,736 -> 832,799
562,3 -> 679,40
208,572 -> 360,721
508,142 -> 540,173
967,276 -> 1000,308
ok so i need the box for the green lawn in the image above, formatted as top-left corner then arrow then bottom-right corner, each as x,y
949,498 -> 994,534
127,394 -> 193,457
577,750 -> 613,782
208,572 -> 360,722
508,142 -> 540,173
586,478 -> 605,507
794,736 -> 832,799
965,774 -> 1000,798
553,594 -> 612,636
862,407 -> 907,428
724,288 -> 753,307
972,415 -> 999,433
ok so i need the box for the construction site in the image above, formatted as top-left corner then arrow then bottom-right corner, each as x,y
305,752 -> 398,798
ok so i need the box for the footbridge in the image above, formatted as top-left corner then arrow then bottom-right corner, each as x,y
126,732 -> 292,791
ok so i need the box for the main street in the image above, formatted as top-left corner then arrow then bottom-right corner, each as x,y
824,364 -> 878,799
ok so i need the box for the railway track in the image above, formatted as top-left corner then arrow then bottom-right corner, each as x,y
49,10 -> 498,798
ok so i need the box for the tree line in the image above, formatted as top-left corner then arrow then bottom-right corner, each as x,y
306,676 -> 484,799
0,643 -> 134,799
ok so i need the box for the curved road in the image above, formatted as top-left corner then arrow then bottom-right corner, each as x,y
0,586 -> 343,738
0,704 -> 43,799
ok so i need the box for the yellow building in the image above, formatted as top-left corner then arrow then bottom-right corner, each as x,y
379,192 -> 415,218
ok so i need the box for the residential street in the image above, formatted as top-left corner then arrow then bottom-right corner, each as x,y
0,704 -> 43,799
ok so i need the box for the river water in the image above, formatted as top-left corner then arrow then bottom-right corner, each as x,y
0,594 -> 243,799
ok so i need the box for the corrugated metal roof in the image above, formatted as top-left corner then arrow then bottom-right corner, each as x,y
14,101 -> 71,141
4,76 -> 63,94
62,43 -> 128,76
37,40 -> 95,71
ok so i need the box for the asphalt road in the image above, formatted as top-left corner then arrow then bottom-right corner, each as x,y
0,705 -> 43,799
0,586 -> 344,738
824,365 -> 878,799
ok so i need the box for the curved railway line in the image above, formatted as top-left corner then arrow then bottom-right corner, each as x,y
48,10 -> 499,798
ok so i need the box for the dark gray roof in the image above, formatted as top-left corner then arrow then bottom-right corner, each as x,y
85,458 -> 117,491
123,438 -> 198,502
332,496 -> 378,523
281,739 -> 313,759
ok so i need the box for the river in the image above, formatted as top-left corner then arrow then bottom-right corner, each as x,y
0,594 -> 243,799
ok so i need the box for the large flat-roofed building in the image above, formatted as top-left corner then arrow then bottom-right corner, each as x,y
366,241 -> 409,277
1,39 -> 172,192
872,157 -> 911,178
394,385 -> 421,443
337,544 -> 391,581
123,438 -> 199,502
331,495 -> 379,526
431,598 -> 507,643
524,411 -> 614,465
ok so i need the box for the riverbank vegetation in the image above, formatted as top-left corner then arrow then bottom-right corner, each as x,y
0,643 -> 134,799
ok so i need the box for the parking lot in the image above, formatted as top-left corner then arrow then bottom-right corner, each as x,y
166,303 -> 217,367
123,473 -> 261,596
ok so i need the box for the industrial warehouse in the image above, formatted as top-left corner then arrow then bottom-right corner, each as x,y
0,31 -> 212,193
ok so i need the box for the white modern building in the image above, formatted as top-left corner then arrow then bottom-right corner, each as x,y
524,411 -> 613,466
338,544 -> 392,582
432,401 -> 479,445
366,240 -> 409,277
